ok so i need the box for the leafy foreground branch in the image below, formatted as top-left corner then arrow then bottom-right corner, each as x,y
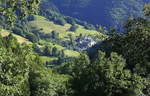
0,0 -> 40,25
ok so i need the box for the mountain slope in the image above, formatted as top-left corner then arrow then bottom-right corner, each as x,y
0,29 -> 32,44
1,15 -> 107,65
51,0 -> 148,28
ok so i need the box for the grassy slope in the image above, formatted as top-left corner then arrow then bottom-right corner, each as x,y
0,29 -> 79,57
28,15 -> 107,56
39,40 -> 80,57
28,15 -> 108,59
0,29 -> 79,65
0,29 -> 32,44
52,43 -> 80,57
40,56 -> 58,62
29,15 -> 106,40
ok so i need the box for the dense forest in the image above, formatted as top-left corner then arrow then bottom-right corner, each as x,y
52,0 -> 149,28
0,0 -> 150,96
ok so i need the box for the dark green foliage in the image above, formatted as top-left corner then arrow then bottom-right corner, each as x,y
12,21 -> 40,42
27,16 -> 36,21
12,27 -> 24,36
84,24 -> 96,30
40,10 -> 67,26
52,47 -> 60,57
29,57 -> 69,96
104,17 -> 150,75
43,45 -> 52,56
51,30 -> 59,39
96,25 -> 108,34
69,24 -> 78,32
0,0 -> 40,25
54,17 -> 67,25
68,34 -> 76,50
0,16 -> 7,29
108,0 -> 144,28
58,52 -> 147,96
144,4 -> 150,17
32,44 -> 42,54
65,17 -> 76,25
0,35 -> 69,96
0,35 -> 31,96
26,32 -> 39,43
42,45 -> 65,57
0,1 -> 150,96
85,9 -> 150,96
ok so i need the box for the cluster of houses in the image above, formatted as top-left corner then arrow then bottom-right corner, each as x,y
76,36 -> 96,51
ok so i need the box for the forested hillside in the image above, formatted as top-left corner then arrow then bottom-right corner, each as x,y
52,0 -> 148,28
0,0 -> 150,96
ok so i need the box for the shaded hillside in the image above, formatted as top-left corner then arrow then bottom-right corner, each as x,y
52,0 -> 148,28
50,0 -> 110,26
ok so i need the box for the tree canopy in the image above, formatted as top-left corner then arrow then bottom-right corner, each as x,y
144,3 -> 150,16
0,0 -> 40,25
